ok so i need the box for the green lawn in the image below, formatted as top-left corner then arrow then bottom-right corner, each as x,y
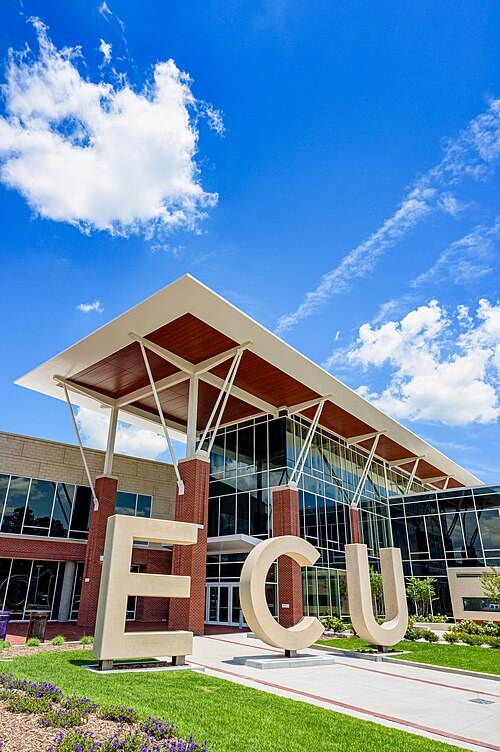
318,637 -> 500,675
1,650 -> 466,752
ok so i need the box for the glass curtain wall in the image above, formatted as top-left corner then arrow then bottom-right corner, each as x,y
207,413 -> 428,618
391,485 -> 500,615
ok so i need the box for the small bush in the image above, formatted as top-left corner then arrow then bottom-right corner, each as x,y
404,626 -> 420,641
26,681 -> 64,702
482,621 -> 500,636
6,694 -> 52,714
320,616 -> 346,633
39,706 -> 87,728
443,631 -> 458,643
79,635 -> 94,645
0,641 -> 12,650
461,633 -> 485,646
413,614 -> 449,623
47,730 -> 98,752
62,694 -> 98,715
139,716 -> 177,740
0,674 -> 29,690
99,704 -> 139,724
25,637 -> 41,647
484,636 -> 500,648
51,636 -> 65,646
452,620 -> 482,635
420,629 -> 440,642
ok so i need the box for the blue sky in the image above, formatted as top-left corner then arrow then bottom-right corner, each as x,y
1,0 -> 499,481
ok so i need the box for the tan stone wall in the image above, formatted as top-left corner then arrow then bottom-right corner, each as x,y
0,432 -> 177,521
447,566 -> 500,623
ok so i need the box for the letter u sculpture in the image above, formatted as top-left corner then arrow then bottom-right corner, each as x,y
345,544 -> 408,647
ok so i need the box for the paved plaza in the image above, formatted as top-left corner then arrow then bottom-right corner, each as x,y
185,633 -> 500,752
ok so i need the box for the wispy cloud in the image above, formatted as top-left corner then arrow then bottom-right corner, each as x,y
77,300 -> 103,314
99,38 -> 112,64
0,18 -> 222,237
276,97 -> 500,333
97,2 -> 112,19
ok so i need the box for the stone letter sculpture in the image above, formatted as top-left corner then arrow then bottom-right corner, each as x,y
239,535 -> 323,652
93,515 -> 198,665
345,543 -> 408,646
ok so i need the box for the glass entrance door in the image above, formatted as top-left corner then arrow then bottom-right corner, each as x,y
205,584 -> 243,626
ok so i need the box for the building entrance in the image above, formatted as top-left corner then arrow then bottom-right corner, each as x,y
205,583 -> 243,626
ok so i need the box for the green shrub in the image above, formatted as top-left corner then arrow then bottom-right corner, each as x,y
451,620 -> 482,635
420,629 -> 439,642
484,636 -> 500,648
320,616 -> 346,633
25,637 -> 41,647
404,626 -> 420,641
413,614 -> 448,623
461,633 -> 485,646
51,636 -> 65,646
482,621 -> 500,636
99,704 -> 139,724
0,640 -> 11,650
79,635 -> 94,645
443,631 -> 458,643
6,694 -> 51,713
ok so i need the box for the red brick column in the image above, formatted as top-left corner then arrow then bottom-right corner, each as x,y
272,485 -> 304,628
133,549 -> 172,623
77,475 -> 118,632
349,506 -> 361,544
167,457 -> 210,635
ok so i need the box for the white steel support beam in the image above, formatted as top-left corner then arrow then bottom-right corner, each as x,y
388,455 -> 426,468
54,375 -> 116,409
61,384 -> 99,511
346,430 -> 386,446
404,457 -> 421,495
193,341 -> 252,375
103,405 -> 119,476
287,394 -> 333,417
117,372 -> 190,408
289,397 -> 328,488
186,375 -> 199,459
200,372 -> 278,417
425,475 -> 452,484
130,332 -> 194,375
139,342 -> 185,495
197,349 -> 244,457
351,433 -> 382,509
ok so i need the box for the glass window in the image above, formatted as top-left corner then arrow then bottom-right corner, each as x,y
250,492 -> 268,536
478,508 -> 500,550
268,418 -> 286,469
50,483 -> 75,538
136,495 -> 151,518
23,479 -> 56,535
220,495 -> 236,536
4,559 -> 32,619
236,493 -> 250,535
1,476 -> 30,534
26,561 -> 60,615
115,491 -> 136,515
441,513 -> 465,553
462,511 -> 482,563
425,515 -> 445,560
0,475 -> 9,518
237,426 -> 254,474
208,498 -> 219,537
70,486 -> 92,538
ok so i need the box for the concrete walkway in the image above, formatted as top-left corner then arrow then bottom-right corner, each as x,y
187,633 -> 500,752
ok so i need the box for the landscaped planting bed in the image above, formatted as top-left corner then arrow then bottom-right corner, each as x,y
0,671 -> 206,751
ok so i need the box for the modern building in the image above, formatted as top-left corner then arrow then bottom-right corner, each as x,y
2,275 -> 497,630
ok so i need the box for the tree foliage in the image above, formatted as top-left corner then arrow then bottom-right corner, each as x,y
481,566 -> 500,605
405,577 -> 437,617
369,565 -> 384,616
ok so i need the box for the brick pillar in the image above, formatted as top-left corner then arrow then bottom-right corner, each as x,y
272,485 -> 303,628
134,549 -> 172,623
77,475 -> 118,632
168,457 -> 210,635
349,506 -> 361,544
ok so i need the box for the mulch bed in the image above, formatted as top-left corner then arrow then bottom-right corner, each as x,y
0,643 -> 92,659
0,704 -> 121,752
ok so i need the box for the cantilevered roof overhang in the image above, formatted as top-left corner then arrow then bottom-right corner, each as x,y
16,274 -> 481,490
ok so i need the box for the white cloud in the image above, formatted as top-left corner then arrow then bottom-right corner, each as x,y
331,299 -> 500,426
0,18 -> 221,237
276,97 -> 500,333
99,39 -> 112,64
98,2 -> 112,19
76,407 -> 168,461
411,218 -> 500,289
77,300 -> 103,313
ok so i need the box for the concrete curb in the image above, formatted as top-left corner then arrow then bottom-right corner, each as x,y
314,643 -> 500,680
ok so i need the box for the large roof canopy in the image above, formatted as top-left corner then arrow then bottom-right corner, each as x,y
16,275 -> 480,489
